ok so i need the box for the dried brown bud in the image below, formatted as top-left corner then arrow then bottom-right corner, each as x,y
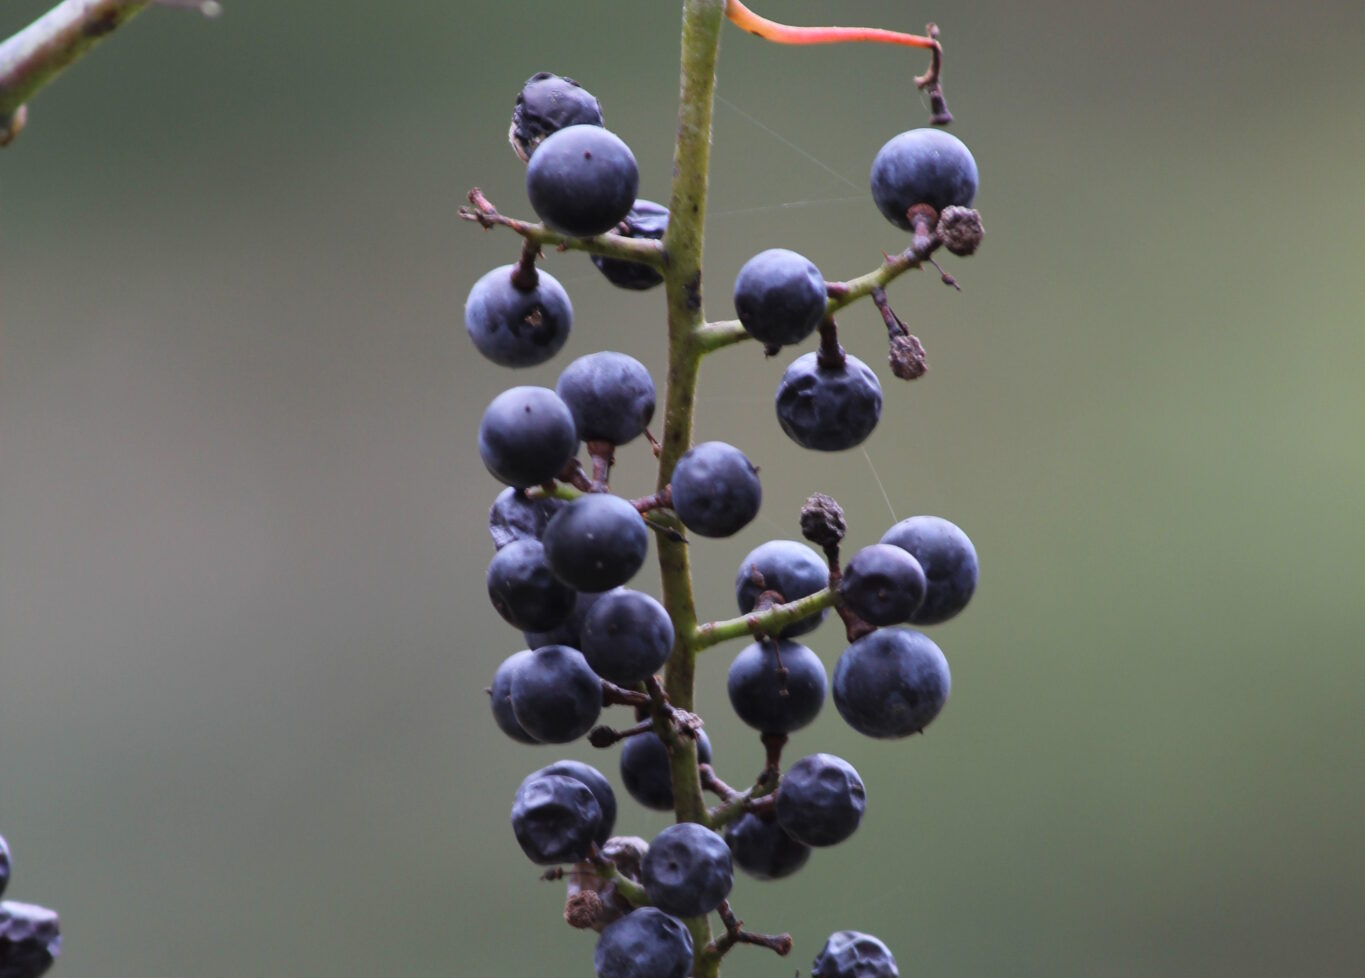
889,333 -> 929,380
564,890 -> 604,929
800,493 -> 846,549
938,206 -> 984,257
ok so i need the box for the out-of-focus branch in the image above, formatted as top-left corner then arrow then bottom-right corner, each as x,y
0,0 -> 220,146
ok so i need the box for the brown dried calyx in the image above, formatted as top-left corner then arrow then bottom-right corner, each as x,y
937,206 -> 984,257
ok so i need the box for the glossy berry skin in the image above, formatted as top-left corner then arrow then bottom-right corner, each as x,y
833,628 -> 950,738
510,773 -> 602,865
592,199 -> 668,290
510,72 -> 603,162
724,812 -> 811,881
464,264 -> 573,367
485,539 -> 576,632
811,931 -> 899,978
733,248 -> 827,348
840,543 -> 928,626
775,753 -> 866,848
523,588 -> 608,650
642,822 -> 734,918
508,645 -> 603,744
595,908 -> 693,978
556,352 -> 656,446
776,352 -> 882,452
580,588 -> 674,684
727,639 -> 827,734
0,836 -> 8,899
870,128 -> 978,229
0,900 -> 62,978
523,760 -> 617,845
526,125 -> 639,237
543,493 -> 649,592
619,730 -> 712,811
670,441 -> 761,538
879,515 -> 979,625
478,386 -> 578,490
488,487 -> 566,550
735,539 -> 829,638
489,650 -> 539,745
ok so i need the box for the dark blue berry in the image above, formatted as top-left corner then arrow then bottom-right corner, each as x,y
556,352 -> 656,446
510,773 -> 602,865
724,812 -> 811,881
543,493 -> 649,592
523,760 -> 616,846
595,908 -> 693,978
811,931 -> 899,978
642,822 -> 734,918
526,125 -> 639,237
478,386 -> 578,490
523,588 -> 608,650
0,837 -> 8,899
510,72 -> 604,162
775,753 -> 866,847
0,901 -> 61,978
619,730 -> 712,812
508,645 -> 603,743
580,588 -> 674,684
465,264 -> 573,367
840,543 -> 927,626
879,515 -> 978,624
486,539 -> 576,632
726,639 -> 826,734
489,487 -> 566,550
734,540 -> 829,638
670,441 -> 761,538
870,128 -> 978,229
776,352 -> 882,452
489,650 -> 539,744
592,199 -> 668,290
833,628 -> 950,738
733,248 -> 827,348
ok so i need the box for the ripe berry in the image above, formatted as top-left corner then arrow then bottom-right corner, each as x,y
489,650 -> 539,745
776,352 -> 882,452
879,515 -> 979,624
619,730 -> 712,811
840,543 -> 927,625
485,539 -> 576,632
523,588 -> 608,650
510,72 -> 604,162
833,628 -> 950,738
556,352 -> 656,446
724,812 -> 811,881
595,908 -> 693,978
670,441 -> 761,538
523,760 -> 617,845
642,822 -> 734,918
775,753 -> 866,847
488,487 -> 566,550
870,128 -> 979,229
733,248 -> 827,348
0,836 -> 8,898
580,588 -> 674,684
735,539 -> 830,638
542,493 -> 649,592
0,900 -> 61,978
510,773 -> 603,865
508,645 -> 603,744
464,264 -> 573,367
526,125 -> 639,237
478,386 -> 578,490
811,931 -> 899,978
726,639 -> 827,734
592,199 -> 668,290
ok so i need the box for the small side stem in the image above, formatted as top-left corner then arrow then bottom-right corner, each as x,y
693,586 -> 839,651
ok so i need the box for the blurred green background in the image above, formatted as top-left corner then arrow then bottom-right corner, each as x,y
2,1 -> 1362,976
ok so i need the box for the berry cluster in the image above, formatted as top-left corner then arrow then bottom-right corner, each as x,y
0,834 -> 62,978
460,8 -> 985,976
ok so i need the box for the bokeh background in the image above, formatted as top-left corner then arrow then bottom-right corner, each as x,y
2,1 -> 1363,976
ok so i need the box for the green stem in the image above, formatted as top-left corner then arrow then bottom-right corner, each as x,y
458,191 -> 667,266
692,586 -> 839,650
